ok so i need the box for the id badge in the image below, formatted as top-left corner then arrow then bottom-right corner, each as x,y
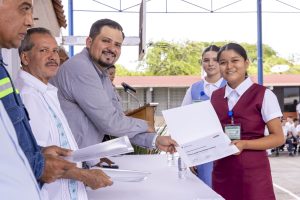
224,124 -> 241,140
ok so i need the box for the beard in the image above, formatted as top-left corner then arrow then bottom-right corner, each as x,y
97,59 -> 114,68
88,48 -> 116,69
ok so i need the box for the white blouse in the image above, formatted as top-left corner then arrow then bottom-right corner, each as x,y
224,77 -> 282,123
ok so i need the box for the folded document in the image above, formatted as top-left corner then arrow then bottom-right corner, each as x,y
66,136 -> 134,162
162,101 -> 239,167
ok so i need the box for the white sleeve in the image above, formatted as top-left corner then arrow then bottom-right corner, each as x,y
297,104 -> 300,113
261,89 -> 282,123
296,125 -> 300,133
181,87 -> 192,106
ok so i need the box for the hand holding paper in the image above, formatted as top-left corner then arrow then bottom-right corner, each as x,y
162,101 -> 239,167
155,135 -> 178,153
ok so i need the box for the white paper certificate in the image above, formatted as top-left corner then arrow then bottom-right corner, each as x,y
162,101 -> 239,167
66,136 -> 134,162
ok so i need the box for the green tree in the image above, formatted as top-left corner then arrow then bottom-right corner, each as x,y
145,41 -> 205,75
115,64 -> 145,76
143,41 -> 300,75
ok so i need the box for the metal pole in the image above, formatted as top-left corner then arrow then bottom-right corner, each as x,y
257,0 -> 263,85
68,0 -> 74,57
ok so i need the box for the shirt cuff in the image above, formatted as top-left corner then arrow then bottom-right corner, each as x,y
151,134 -> 159,148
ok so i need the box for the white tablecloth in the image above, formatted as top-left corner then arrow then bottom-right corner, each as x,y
87,154 -> 224,200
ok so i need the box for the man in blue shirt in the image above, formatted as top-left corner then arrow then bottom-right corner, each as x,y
0,0 -> 76,188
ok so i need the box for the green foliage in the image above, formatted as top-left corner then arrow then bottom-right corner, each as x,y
115,64 -> 145,76
115,41 -> 300,76
145,41 -> 202,75
141,41 -> 300,75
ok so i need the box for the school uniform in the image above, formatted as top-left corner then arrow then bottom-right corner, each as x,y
211,77 -> 282,200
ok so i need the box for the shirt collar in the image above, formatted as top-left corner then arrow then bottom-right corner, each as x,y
224,77 -> 253,98
215,78 -> 225,87
0,49 -> 3,61
17,69 -> 57,93
203,77 -> 224,87
0,49 -> 7,67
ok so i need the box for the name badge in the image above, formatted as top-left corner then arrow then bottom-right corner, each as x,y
224,124 -> 241,140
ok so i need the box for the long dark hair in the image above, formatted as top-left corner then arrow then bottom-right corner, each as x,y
202,45 -> 220,58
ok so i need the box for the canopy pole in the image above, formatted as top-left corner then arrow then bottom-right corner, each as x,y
257,0 -> 263,85
68,0 -> 74,57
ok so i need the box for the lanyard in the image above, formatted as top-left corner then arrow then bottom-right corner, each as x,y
228,110 -> 234,124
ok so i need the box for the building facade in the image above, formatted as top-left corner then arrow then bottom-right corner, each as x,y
115,75 -> 300,125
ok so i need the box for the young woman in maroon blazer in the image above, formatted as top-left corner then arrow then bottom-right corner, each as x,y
210,43 -> 285,200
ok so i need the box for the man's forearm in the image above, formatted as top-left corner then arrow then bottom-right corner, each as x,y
130,132 -> 157,149
62,167 -> 86,182
62,167 -> 113,189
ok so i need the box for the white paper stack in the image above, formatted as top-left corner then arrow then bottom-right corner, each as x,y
66,136 -> 134,162
98,168 -> 151,182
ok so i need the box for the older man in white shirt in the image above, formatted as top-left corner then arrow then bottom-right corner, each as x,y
15,27 -> 112,200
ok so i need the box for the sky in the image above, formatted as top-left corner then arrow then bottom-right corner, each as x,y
61,0 -> 300,71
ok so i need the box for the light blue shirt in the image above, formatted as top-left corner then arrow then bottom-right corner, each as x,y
51,48 -> 155,149
0,101 -> 41,200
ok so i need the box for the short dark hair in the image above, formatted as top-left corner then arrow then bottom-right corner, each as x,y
202,45 -> 220,58
89,19 -> 125,40
18,27 -> 52,55
217,43 -> 248,62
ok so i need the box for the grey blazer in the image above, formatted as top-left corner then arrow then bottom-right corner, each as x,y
51,48 -> 156,149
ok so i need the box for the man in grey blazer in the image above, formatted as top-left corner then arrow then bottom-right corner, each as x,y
52,19 -> 177,156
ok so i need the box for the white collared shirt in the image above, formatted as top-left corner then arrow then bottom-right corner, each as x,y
296,124 -> 300,135
15,69 -> 88,200
203,77 -> 224,98
182,77 -> 224,106
296,103 -> 300,114
224,77 -> 282,122
0,102 -> 42,200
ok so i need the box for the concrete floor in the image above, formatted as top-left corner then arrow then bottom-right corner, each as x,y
270,152 -> 300,200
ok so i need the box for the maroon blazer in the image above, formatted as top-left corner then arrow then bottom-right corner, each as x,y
211,83 -> 275,200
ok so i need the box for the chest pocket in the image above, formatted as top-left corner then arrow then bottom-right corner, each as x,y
0,69 -> 27,125
2,93 -> 26,125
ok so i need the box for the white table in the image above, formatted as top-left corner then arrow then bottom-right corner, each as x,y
87,154 -> 224,200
